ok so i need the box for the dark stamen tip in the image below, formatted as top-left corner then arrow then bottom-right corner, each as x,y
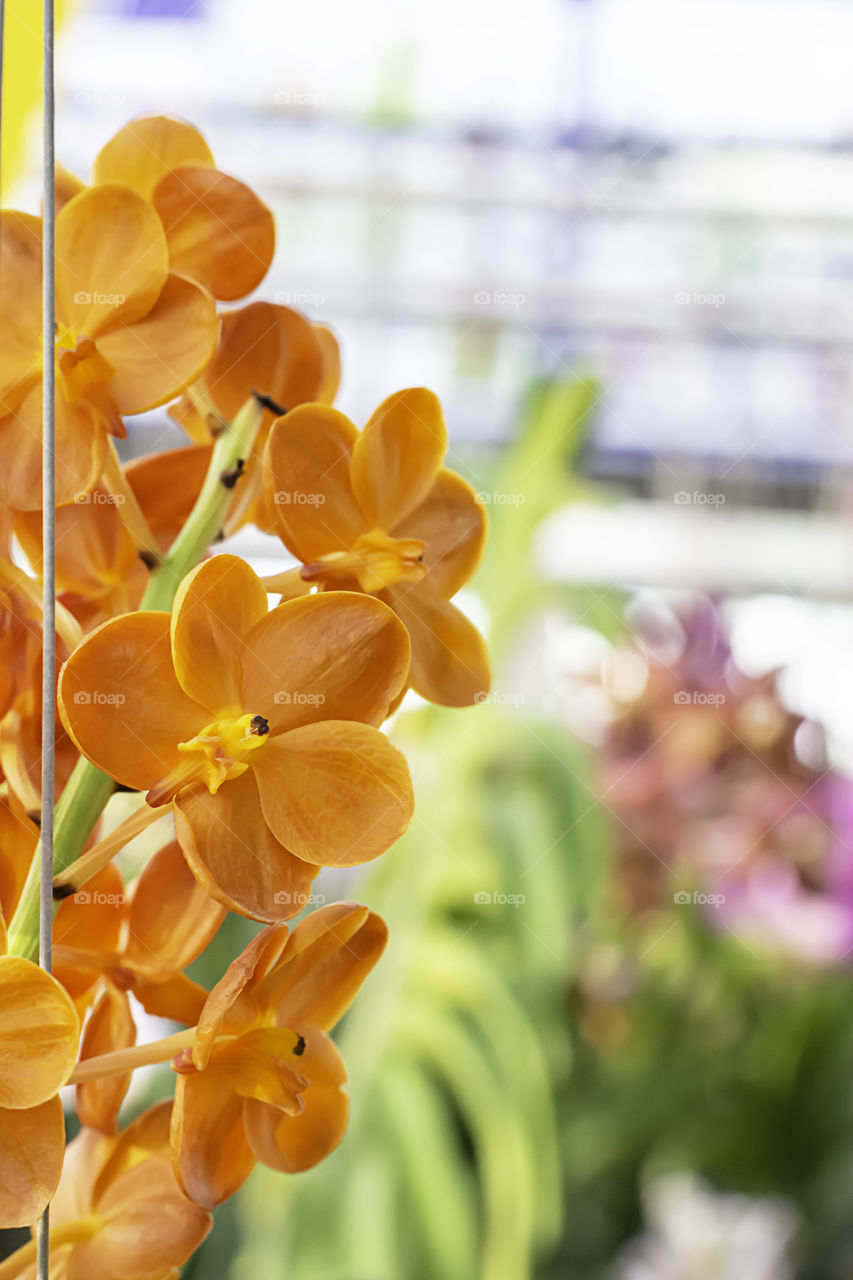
220,459 -> 246,490
293,1033 -> 306,1056
252,390 -> 287,417
52,881 -> 77,901
138,549 -> 161,570
249,714 -> 270,736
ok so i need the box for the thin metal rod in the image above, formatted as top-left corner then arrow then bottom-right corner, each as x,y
38,0 -> 56,1274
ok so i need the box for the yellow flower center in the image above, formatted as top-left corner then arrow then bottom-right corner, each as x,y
301,530 -> 427,593
55,325 -> 117,408
147,712 -> 269,807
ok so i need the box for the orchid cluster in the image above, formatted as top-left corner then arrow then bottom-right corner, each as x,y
0,114 -> 489,1274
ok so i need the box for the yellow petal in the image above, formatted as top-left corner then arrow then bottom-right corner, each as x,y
0,790 -> 39,923
58,610 -> 207,791
257,903 -> 387,1031
312,323 -> 342,404
131,974 -> 209,1027
170,555 -> 268,717
387,585 -> 491,707
173,769 -> 319,925
253,720 -> 413,868
196,301 -> 326,425
56,185 -> 168,337
124,443 -> 211,551
53,861 -> 126,1003
0,383 -> 107,512
124,839 -> 225,981
76,1152 -> 211,1280
0,957 -> 79,1108
170,1068 -> 256,1209
93,114 -> 214,198
94,273 -> 219,415
350,387 -> 447,530
241,591 -> 410,735
243,1027 -> 348,1173
75,985 -> 136,1134
0,212 -> 41,414
212,1026 -> 307,1110
392,467 -> 487,597
0,1095 -> 65,1228
264,404 -> 366,561
192,922 -> 291,1071
153,166 -> 275,301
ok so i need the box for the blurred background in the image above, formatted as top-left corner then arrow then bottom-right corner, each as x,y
7,0 -> 853,1276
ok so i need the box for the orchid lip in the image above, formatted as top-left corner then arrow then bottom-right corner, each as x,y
300,529 -> 427,593
147,711 -> 270,807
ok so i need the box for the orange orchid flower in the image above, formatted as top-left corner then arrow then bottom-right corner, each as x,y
264,387 -> 491,706
13,445 -> 213,634
0,185 -> 218,510
0,950 -> 80,1228
59,839 -> 224,1133
58,555 -> 414,922
0,1101 -> 211,1277
59,113 -> 276,304
170,300 -> 341,532
170,902 -> 387,1208
0,788 -> 39,924
0,558 -> 81,810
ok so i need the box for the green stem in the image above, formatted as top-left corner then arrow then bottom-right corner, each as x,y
5,396 -> 264,961
139,395 -> 263,611
7,757 -> 114,960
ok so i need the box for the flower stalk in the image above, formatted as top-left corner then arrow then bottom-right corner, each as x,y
6,396 -> 263,962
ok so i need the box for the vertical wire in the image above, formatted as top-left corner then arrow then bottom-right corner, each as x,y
38,0 -> 56,1275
